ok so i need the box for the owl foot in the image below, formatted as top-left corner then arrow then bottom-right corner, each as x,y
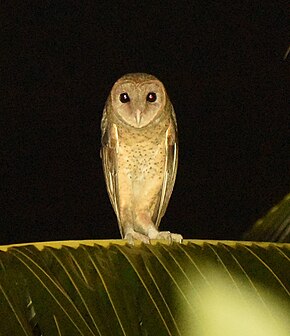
124,231 -> 150,245
149,230 -> 183,243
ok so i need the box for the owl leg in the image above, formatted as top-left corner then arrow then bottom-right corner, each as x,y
124,228 -> 150,245
134,211 -> 183,243
120,208 -> 150,244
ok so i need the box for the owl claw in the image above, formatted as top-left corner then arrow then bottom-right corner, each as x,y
149,231 -> 183,244
124,231 -> 182,244
124,231 -> 150,245
156,231 -> 183,243
170,233 -> 183,243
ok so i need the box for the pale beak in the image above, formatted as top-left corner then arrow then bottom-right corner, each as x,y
135,109 -> 142,125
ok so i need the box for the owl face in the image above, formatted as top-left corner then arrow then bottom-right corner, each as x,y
109,74 -> 166,128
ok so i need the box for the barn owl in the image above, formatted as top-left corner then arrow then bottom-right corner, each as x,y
101,73 -> 182,244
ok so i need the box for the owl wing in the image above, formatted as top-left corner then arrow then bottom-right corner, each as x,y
154,108 -> 178,228
100,108 -> 122,235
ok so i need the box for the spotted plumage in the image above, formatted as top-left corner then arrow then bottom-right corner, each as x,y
101,73 -> 182,243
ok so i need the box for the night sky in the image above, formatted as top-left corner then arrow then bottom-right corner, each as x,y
1,1 -> 289,245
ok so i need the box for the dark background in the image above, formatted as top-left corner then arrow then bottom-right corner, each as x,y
1,1 -> 289,244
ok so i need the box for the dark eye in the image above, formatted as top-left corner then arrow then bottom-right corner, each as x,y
146,92 -> 157,102
120,92 -> 130,103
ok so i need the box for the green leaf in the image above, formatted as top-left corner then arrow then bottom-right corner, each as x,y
0,252 -> 33,335
0,240 -> 289,335
243,193 -> 290,242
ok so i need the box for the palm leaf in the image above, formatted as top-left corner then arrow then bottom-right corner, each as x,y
243,193 -> 290,242
0,240 -> 289,335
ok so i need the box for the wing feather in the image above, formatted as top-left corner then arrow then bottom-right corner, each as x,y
101,109 -> 123,236
154,108 -> 178,228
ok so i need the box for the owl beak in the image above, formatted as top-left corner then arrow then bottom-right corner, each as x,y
135,109 -> 142,125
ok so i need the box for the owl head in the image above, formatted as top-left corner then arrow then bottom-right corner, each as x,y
107,73 -> 170,128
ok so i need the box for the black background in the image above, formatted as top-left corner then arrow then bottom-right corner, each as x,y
1,1 -> 289,244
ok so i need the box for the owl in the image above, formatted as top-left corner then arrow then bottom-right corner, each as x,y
101,73 -> 183,244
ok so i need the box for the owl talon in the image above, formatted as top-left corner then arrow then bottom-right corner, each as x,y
170,233 -> 183,243
154,231 -> 183,244
124,231 -> 150,245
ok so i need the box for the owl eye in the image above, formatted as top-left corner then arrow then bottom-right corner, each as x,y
120,92 -> 130,103
146,92 -> 157,102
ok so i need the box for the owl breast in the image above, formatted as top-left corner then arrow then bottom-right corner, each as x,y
117,123 -> 167,184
